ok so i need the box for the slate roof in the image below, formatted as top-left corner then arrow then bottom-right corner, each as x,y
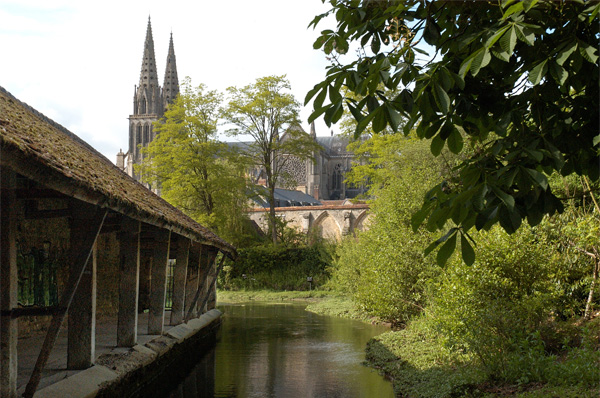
252,187 -> 322,208
315,136 -> 353,156
0,86 -> 236,257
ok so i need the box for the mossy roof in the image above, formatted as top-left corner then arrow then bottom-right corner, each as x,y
0,86 -> 236,257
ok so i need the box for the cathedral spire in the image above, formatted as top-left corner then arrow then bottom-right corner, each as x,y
310,121 -> 317,138
162,32 -> 179,111
139,17 -> 159,90
134,16 -> 161,115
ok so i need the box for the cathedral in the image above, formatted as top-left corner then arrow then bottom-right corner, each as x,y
116,17 -> 179,178
268,123 -> 367,201
118,19 -> 365,202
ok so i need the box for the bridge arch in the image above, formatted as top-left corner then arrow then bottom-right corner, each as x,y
353,209 -> 370,235
312,211 -> 342,241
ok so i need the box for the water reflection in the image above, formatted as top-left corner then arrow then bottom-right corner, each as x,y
166,349 -> 216,398
165,302 -> 393,398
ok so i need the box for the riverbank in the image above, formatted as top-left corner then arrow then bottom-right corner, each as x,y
216,289 -> 333,303
364,319 -> 599,398
218,289 -> 383,324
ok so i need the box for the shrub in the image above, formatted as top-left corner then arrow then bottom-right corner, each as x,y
331,223 -> 439,326
218,241 -> 335,291
428,223 -> 600,386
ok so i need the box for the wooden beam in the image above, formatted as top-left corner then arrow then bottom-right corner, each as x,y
148,228 -> 171,335
184,252 -> 224,322
15,188 -> 68,199
0,306 -> 65,318
67,239 -> 97,369
1,167 -> 18,398
170,236 -> 190,325
117,217 -> 141,347
24,207 -> 70,220
23,203 -> 107,398
184,250 -> 200,319
187,253 -> 227,322
206,250 -> 219,312
99,224 -> 122,234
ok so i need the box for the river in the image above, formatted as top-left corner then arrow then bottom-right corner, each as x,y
158,302 -> 394,398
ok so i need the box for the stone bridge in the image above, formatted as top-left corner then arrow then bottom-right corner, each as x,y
248,203 -> 371,241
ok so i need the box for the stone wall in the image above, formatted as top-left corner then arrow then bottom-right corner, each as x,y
248,204 -> 371,241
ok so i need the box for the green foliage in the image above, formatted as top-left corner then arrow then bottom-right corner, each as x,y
223,75 -> 322,243
137,78 -> 253,245
308,0 -> 599,264
217,289 -> 334,303
330,135 -> 444,325
540,209 -> 600,318
219,241 -> 335,291
365,317 -> 485,398
365,316 -> 599,398
427,223 -> 599,385
305,296 -> 377,324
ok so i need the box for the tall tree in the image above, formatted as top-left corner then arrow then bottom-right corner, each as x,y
307,0 -> 599,264
138,78 -> 250,242
223,75 -> 322,243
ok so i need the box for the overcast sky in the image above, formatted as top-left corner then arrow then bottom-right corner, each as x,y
0,0 -> 340,162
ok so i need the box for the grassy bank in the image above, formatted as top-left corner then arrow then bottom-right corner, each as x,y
364,317 -> 600,398
216,289 -> 334,303
305,296 -> 386,325
217,290 -> 382,325
217,290 -> 380,323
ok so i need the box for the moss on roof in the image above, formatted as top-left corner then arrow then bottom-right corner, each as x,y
0,86 -> 235,257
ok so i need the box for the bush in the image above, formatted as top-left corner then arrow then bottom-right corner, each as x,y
428,224 -> 600,386
331,223 -> 439,326
365,316 -> 485,398
218,241 -> 335,291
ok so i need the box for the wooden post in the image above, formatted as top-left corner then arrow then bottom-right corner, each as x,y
67,235 -> 97,369
1,168 -> 18,398
185,251 -> 224,322
193,253 -> 227,320
138,255 -> 152,313
117,217 -> 140,347
148,228 -> 171,335
197,245 -> 210,315
23,202 -> 107,398
184,249 -> 199,319
170,236 -> 190,325
206,248 -> 219,311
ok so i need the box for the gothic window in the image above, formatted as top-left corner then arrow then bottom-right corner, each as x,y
332,163 -> 343,191
136,125 -> 142,144
143,125 -> 149,145
139,98 -> 147,114
129,124 -> 134,153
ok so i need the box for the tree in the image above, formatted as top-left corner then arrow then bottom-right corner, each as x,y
138,78 -> 250,243
307,0 -> 599,264
223,75 -> 322,244
332,134 -> 444,325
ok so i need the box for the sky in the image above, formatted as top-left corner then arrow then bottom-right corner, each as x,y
0,0 -> 340,162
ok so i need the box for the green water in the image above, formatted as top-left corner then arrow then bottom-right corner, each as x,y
212,302 -> 393,398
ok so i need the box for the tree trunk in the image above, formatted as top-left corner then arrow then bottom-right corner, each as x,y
584,254 -> 598,320
269,184 -> 277,244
